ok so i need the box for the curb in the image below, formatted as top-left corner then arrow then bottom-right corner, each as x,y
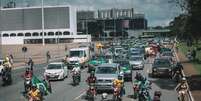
174,48 -> 194,101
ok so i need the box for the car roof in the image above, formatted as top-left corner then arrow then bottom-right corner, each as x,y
98,63 -> 118,68
70,47 -> 88,51
48,62 -> 64,65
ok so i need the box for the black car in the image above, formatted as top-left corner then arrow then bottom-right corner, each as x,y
152,58 -> 173,78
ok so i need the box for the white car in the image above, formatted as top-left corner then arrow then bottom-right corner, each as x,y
0,60 -> 4,75
44,62 -> 68,80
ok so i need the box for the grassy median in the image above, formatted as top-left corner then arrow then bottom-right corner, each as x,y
179,42 -> 201,74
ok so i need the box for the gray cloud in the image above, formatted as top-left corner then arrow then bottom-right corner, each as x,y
13,0 -> 182,26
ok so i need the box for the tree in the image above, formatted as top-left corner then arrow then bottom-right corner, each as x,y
169,0 -> 201,41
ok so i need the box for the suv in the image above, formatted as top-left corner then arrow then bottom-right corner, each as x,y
152,58 -> 173,78
95,63 -> 120,91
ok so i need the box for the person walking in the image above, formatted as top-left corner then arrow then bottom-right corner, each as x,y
27,57 -> 34,71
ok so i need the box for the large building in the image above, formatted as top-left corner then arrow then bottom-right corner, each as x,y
0,5 -> 91,45
77,8 -> 147,39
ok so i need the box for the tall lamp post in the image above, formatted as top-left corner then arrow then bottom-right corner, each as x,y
41,0 -> 45,45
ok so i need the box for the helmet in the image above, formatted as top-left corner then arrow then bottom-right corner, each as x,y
118,75 -> 122,80
91,71 -> 95,76
32,84 -> 37,89
181,77 -> 187,82
5,57 -> 9,62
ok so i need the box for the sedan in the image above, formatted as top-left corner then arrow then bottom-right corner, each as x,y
129,56 -> 145,70
152,58 -> 173,78
44,62 -> 68,80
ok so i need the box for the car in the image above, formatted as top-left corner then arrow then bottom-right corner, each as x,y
161,51 -> 176,62
44,62 -> 68,80
0,60 -> 4,75
113,60 -> 132,81
87,56 -> 107,73
129,56 -> 145,70
95,63 -> 120,91
152,58 -> 173,78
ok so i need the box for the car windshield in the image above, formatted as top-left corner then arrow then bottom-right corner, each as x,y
47,64 -> 62,69
114,61 -> 129,67
70,50 -> 84,57
154,59 -> 171,67
96,67 -> 117,74
130,57 -> 143,61
131,52 -> 140,56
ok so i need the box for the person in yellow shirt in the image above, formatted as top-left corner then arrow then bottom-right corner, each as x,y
28,85 -> 41,101
113,75 -> 124,96
3,56 -> 12,70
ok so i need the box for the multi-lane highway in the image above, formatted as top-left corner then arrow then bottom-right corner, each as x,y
0,57 -> 179,101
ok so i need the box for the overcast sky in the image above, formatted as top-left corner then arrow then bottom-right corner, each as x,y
6,0 -> 182,27
66,0 -> 182,27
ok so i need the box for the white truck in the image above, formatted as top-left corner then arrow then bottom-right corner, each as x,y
67,47 -> 91,69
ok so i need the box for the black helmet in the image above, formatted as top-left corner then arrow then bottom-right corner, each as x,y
118,75 -> 122,80
91,71 -> 95,75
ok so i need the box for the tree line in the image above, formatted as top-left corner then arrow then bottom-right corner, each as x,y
169,0 -> 201,42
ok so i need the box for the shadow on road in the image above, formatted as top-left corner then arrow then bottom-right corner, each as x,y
188,75 -> 201,90
151,77 -> 177,90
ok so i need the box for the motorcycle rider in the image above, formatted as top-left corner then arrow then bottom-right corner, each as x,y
86,71 -> 96,86
3,56 -> 12,70
135,72 -> 143,81
175,77 -> 189,100
71,63 -> 81,81
2,56 -> 12,85
28,84 -> 41,101
172,62 -> 183,79
113,75 -> 125,97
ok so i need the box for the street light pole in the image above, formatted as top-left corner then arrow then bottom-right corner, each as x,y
41,0 -> 45,45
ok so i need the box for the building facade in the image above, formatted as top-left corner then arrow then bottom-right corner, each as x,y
0,5 -> 91,45
77,8 -> 147,38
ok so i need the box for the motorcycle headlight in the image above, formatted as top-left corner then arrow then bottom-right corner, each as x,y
153,68 -> 157,71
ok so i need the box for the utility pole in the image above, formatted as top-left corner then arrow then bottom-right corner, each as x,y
41,0 -> 45,45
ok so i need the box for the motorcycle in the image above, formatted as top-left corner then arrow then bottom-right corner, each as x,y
1,68 -> 12,86
153,91 -> 162,101
113,87 -> 122,101
174,70 -> 182,83
133,80 -> 141,99
178,90 -> 187,101
138,89 -> 151,101
24,77 -> 32,93
72,71 -> 80,86
86,85 -> 96,101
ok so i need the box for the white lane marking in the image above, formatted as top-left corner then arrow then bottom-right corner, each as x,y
73,89 -> 86,101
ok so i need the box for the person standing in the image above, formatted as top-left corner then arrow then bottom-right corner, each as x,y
27,57 -> 34,71
46,51 -> 51,64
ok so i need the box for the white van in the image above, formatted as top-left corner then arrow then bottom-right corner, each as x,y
68,47 -> 90,68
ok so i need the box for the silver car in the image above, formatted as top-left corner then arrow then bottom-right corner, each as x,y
95,63 -> 120,91
129,56 -> 144,70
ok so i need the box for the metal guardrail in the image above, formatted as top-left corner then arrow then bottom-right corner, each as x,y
174,48 -> 194,101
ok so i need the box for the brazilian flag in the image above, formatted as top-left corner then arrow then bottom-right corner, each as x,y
31,75 -> 49,95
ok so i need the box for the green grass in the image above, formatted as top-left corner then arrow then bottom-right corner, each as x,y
179,42 -> 201,74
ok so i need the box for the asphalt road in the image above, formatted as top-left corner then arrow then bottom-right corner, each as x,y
0,57 -> 179,101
